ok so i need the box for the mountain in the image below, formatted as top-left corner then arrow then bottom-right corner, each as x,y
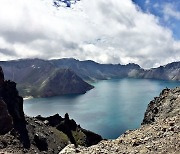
141,62 -> 180,80
0,58 -> 179,97
50,58 -> 180,81
37,68 -> 94,97
0,66 -> 102,153
0,65 -> 179,153
51,58 -> 143,81
60,87 -> 180,153
0,59 -> 93,98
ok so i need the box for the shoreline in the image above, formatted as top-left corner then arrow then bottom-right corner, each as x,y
23,96 -> 34,100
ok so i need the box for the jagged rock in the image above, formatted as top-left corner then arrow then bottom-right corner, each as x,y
36,114 -> 63,127
0,66 -> 102,153
37,113 -> 102,147
65,113 -> 69,121
0,66 -> 24,122
142,88 -> 179,125
0,99 -> 13,134
59,87 -> 180,153
59,144 -> 76,154
34,132 -> 48,151
1,80 -> 25,122
0,66 -> 4,84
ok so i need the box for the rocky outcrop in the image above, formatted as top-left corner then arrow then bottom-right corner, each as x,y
0,66 -> 101,153
0,59 -> 94,98
0,67 -> 4,84
0,114 -> 102,153
34,132 -> 48,151
141,62 -> 180,80
1,80 -> 24,122
36,113 -> 102,147
142,88 -> 174,125
0,66 -> 24,122
60,87 -> 180,154
0,100 -> 13,135
0,66 -> 23,134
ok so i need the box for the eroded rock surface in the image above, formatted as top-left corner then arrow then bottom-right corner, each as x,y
60,87 -> 180,154
0,100 -> 13,135
0,66 -> 102,153
36,113 -> 102,147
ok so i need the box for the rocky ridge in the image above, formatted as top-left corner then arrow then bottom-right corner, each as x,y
0,59 -> 179,98
0,60 -> 94,98
60,87 -> 180,154
0,66 -> 102,153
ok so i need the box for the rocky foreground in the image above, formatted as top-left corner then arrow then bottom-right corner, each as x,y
0,66 -> 102,153
0,63 -> 180,153
60,87 -> 180,154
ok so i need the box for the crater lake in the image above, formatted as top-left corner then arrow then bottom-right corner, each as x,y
24,78 -> 180,139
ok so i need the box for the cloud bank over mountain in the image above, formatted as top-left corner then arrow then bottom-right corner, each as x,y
0,0 -> 179,68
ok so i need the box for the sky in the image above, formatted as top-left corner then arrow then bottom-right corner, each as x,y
0,0 -> 179,68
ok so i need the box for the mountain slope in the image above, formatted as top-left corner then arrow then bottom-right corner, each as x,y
141,62 -> 180,80
0,58 -> 179,97
0,59 -> 94,98
51,58 -> 180,81
36,68 -> 94,97
51,58 -> 143,81
0,67 -> 102,153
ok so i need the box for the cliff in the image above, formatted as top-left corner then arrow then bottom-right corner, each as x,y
51,59 -> 180,81
0,66 -> 102,153
0,59 -> 94,98
0,59 -> 179,98
60,87 -> 180,153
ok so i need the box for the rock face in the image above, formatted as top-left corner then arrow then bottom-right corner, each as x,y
36,113 -> 102,147
0,67 -> 4,84
0,59 -> 179,97
142,88 -> 174,125
51,58 -> 143,81
1,80 -> 24,122
60,87 -> 180,154
0,100 -> 13,135
0,67 -> 13,135
51,58 -> 180,81
0,66 -> 102,153
141,62 -> 180,81
0,66 -> 23,134
34,132 -> 48,151
0,59 -> 94,98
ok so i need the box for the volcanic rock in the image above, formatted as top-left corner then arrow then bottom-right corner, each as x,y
59,87 -> 180,154
0,99 -> 13,135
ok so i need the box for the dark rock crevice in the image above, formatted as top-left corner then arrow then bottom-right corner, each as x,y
36,113 -> 102,147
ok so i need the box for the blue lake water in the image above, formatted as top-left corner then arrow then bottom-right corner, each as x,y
24,78 -> 180,139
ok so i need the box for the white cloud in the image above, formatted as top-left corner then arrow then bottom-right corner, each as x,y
163,3 -> 180,21
145,0 -> 150,5
0,0 -> 179,68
